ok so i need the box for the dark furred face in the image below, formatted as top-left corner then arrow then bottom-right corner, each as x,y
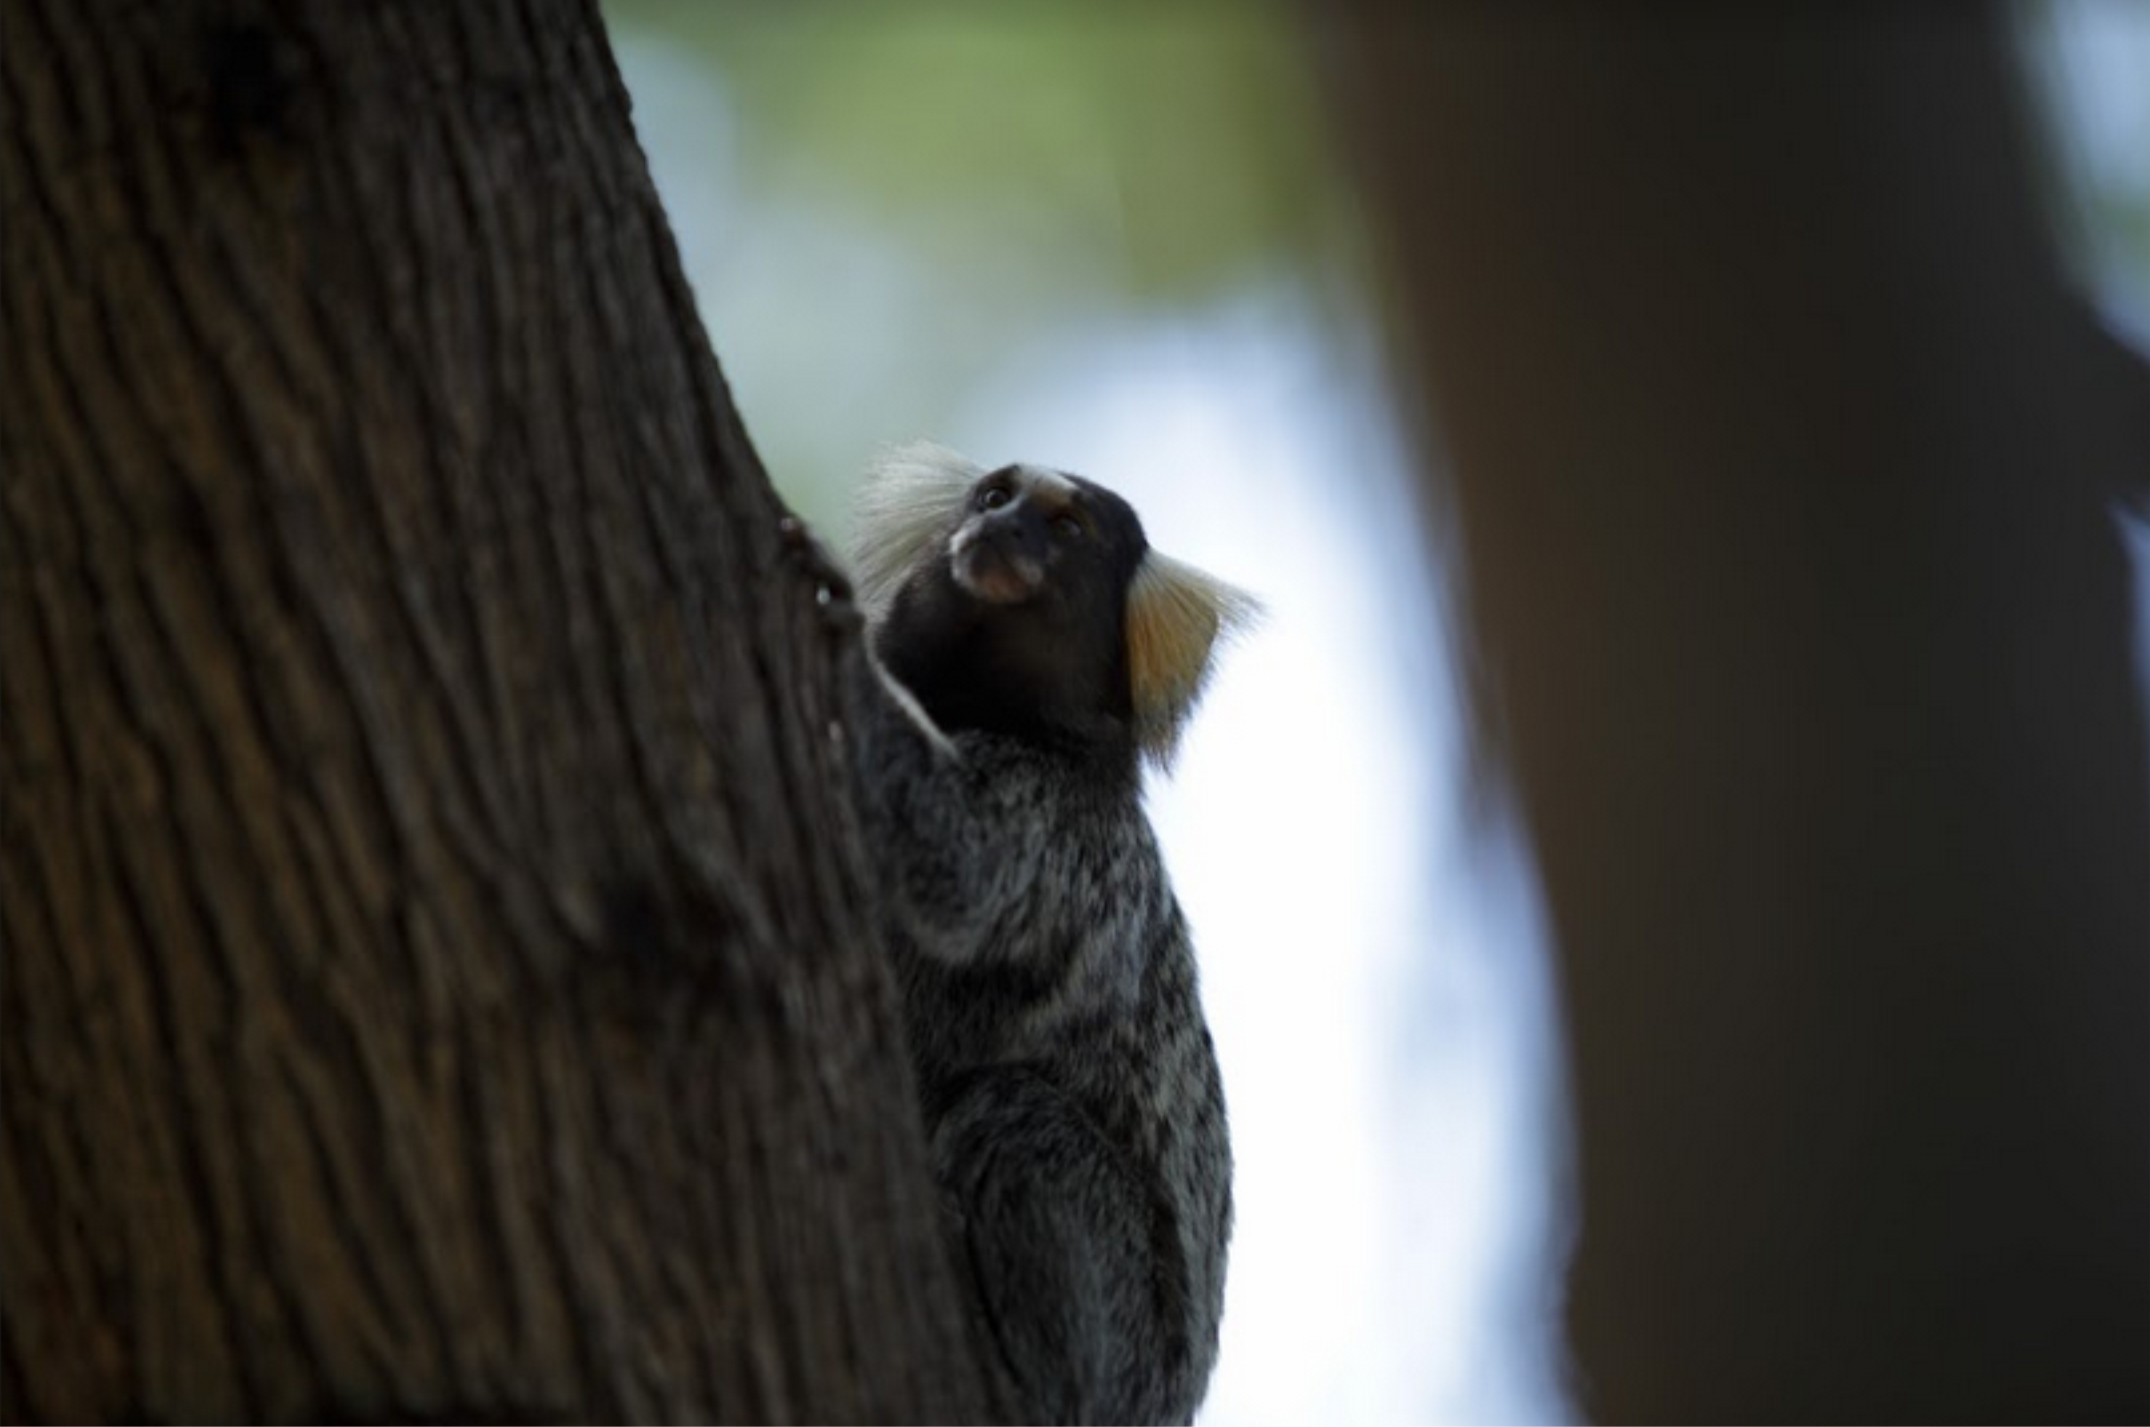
875,464 -> 1151,761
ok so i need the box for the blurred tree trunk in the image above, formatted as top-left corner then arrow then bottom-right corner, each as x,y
0,0 -> 994,1420
1322,8 -> 2150,1423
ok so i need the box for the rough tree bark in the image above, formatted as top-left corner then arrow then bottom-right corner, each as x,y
1322,8 -> 2150,1423
1,0 -> 996,1420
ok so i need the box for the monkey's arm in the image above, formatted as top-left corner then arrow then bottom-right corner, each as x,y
845,657 -> 1053,961
779,513 -> 1052,962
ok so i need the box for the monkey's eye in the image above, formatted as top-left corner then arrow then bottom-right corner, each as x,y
977,483 -> 1014,511
1051,514 -> 1084,540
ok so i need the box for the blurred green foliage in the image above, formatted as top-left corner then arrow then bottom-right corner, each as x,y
600,0 -> 1345,301
597,4 -> 2150,528
594,1 -> 1365,523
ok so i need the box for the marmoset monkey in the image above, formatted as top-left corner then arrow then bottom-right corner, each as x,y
841,442 -> 1257,1426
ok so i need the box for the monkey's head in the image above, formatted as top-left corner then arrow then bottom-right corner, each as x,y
847,441 -> 1259,768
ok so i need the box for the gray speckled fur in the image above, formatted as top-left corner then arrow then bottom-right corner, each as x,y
850,665 -> 1234,1426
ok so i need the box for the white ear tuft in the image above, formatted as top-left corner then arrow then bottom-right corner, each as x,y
847,440 -> 983,623
1126,551 -> 1262,768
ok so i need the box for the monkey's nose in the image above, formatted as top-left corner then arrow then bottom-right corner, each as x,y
953,519 -> 1048,604
979,506 -> 1051,564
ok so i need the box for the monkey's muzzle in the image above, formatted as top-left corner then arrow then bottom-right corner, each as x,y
950,522 -> 1047,605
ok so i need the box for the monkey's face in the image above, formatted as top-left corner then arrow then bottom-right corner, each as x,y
948,467 -> 1136,610
876,464 -> 1150,755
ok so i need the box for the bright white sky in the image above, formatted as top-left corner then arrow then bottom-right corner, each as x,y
2023,0 -> 2150,344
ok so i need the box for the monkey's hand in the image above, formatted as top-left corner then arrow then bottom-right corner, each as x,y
847,695 -> 1053,960
777,513 -> 864,637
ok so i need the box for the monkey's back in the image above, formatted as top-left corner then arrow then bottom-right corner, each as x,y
892,733 -> 1232,1424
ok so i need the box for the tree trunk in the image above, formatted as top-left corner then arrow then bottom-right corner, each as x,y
1,0 -> 992,1420
1320,8 -> 2150,1423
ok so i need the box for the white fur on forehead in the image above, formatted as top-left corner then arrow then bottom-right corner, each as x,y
1128,551 -> 1262,768
848,440 -> 983,622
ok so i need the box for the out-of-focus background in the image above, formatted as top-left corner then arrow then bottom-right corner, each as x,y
597,3 -> 2149,1422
